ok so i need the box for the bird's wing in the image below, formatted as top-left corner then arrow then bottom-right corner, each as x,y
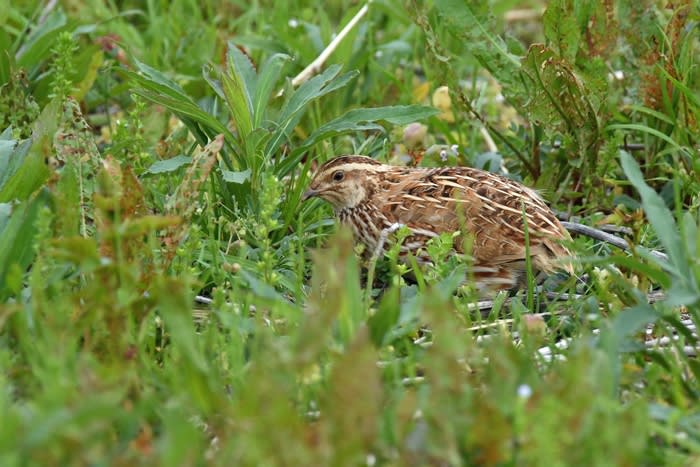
380,167 -> 571,272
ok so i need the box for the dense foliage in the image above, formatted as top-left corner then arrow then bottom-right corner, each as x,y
1,0 -> 699,464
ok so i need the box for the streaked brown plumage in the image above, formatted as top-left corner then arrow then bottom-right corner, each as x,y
303,155 -> 573,295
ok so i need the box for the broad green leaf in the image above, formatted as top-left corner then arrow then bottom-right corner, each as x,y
242,127 -> 272,171
0,203 -> 10,233
664,282 -> 700,307
131,86 -> 226,134
227,42 -> 258,103
0,138 -> 15,152
126,74 -> 220,131
682,211 -> 698,260
221,168 -> 251,184
15,10 -> 69,73
620,151 -> 698,305
266,66 -> 358,158
0,28 -> 12,85
0,190 -> 49,299
127,68 -> 241,167
54,158 -> 80,238
202,64 -> 226,101
252,53 -> 290,128
132,57 -> 189,94
240,270 -> 290,303
222,45 -> 255,139
620,151 -> 685,271
300,105 -> 439,151
127,60 -> 234,143
0,99 -> 58,202
604,254 -> 670,289
146,155 -> 192,174
0,139 -> 22,189
152,277 -> 210,373
368,285 -> 400,347
72,49 -> 103,102
610,303 -> 659,352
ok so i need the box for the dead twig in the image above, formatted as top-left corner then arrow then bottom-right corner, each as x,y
562,221 -> 669,262
282,2 -> 370,94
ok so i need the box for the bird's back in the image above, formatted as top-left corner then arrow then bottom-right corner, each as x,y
376,165 -> 572,275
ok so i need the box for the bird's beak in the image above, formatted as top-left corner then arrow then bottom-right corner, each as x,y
301,188 -> 318,201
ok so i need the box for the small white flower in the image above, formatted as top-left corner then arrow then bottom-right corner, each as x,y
288,19 -> 299,28
366,454 -> 376,466
440,149 -> 448,162
451,144 -> 459,154
374,50 -> 383,59
517,384 -> 533,399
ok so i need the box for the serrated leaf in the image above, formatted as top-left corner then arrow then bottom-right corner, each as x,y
542,0 -> 580,62
147,155 -> 192,174
434,0 -> 521,88
227,42 -> 257,103
520,44 -> 598,136
222,45 -> 255,139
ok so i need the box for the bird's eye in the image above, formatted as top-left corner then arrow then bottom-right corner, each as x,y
332,170 -> 344,182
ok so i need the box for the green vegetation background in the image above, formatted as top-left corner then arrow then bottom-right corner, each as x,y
0,0 -> 699,465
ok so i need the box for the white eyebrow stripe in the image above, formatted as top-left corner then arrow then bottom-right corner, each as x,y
323,163 -> 392,174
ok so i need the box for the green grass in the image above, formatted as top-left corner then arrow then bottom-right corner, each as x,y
1,0 -> 700,464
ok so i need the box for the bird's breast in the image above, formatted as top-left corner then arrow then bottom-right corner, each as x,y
338,204 -> 387,254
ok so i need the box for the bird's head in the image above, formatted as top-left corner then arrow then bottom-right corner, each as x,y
302,155 -> 387,211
